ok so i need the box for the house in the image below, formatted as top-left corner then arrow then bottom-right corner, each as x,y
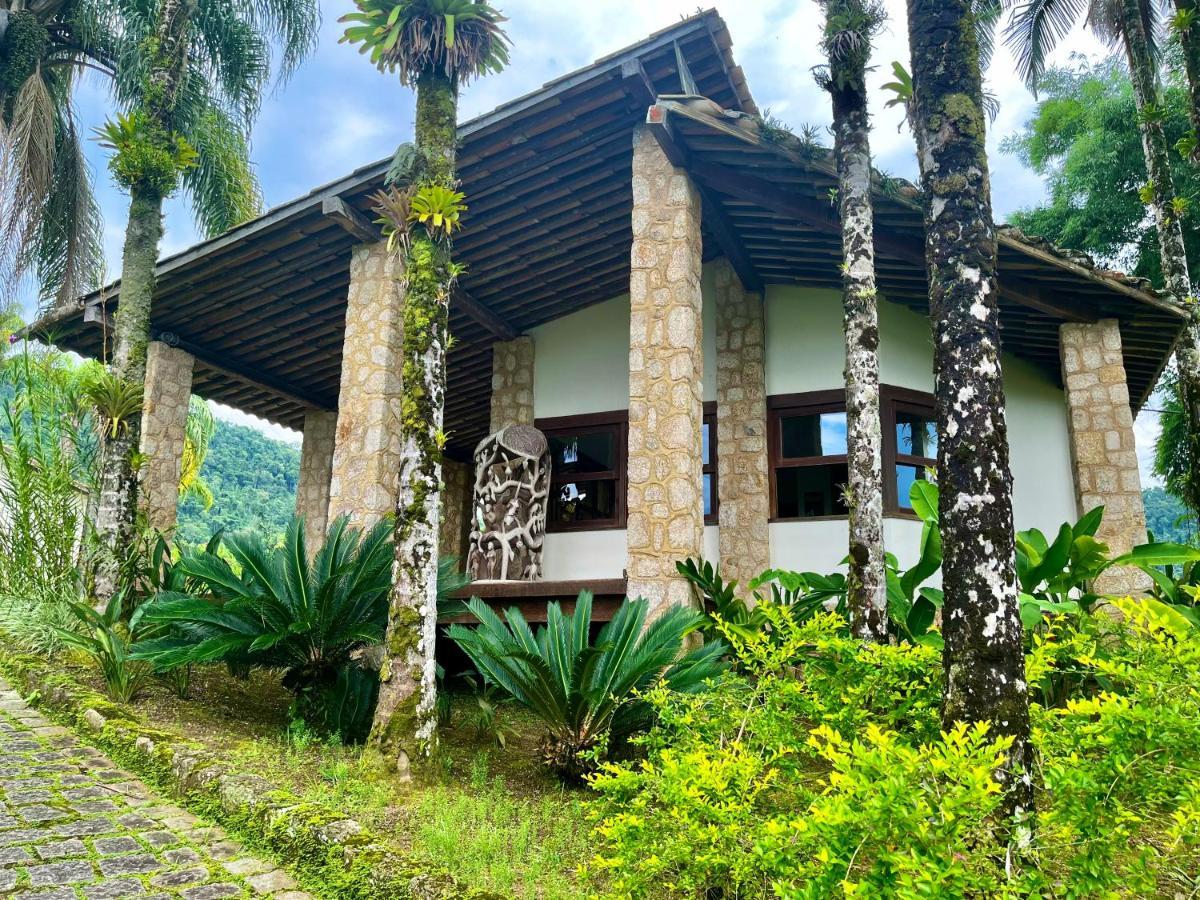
30,9 -> 1182,616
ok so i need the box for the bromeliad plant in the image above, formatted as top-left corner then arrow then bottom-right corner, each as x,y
55,592 -> 153,703
448,591 -> 727,781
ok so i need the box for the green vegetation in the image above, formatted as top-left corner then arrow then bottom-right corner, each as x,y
175,419 -> 299,547
448,592 -> 727,780
587,605 -> 1200,897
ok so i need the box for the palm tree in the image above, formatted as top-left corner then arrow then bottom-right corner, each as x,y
815,0 -> 888,642
0,0 -> 112,308
340,0 -> 509,777
1006,0 -> 1200,526
907,0 -> 1034,840
179,395 -> 214,509
90,0 -> 318,603
1169,0 -> 1200,161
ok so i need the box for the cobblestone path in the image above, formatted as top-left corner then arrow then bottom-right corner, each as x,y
0,680 -> 313,899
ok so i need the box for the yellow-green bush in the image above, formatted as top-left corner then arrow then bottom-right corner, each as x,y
586,606 -> 1200,898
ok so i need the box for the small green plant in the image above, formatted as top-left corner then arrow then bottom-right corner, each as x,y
54,592 -> 153,702
460,672 -> 513,748
448,591 -> 727,780
409,183 -> 467,236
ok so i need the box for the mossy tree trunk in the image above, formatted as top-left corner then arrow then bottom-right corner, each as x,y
1119,0 -> 1200,519
822,2 -> 886,643
92,0 -> 194,602
906,0 -> 1033,839
367,69 -> 457,778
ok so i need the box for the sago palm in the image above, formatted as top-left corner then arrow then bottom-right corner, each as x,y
339,0 -> 509,777
91,0 -> 319,604
1006,0 -> 1200,514
448,592 -> 727,781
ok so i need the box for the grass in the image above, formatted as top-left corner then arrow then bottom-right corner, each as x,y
64,659 -> 595,899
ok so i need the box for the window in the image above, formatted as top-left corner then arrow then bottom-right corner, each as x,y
768,387 -> 936,520
883,388 -> 937,513
769,391 -> 850,520
537,411 -> 627,531
703,402 -> 718,524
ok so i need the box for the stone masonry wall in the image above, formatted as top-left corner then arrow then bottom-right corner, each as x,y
327,243 -> 405,528
489,337 -> 535,431
439,458 -> 472,566
138,340 -> 194,533
296,410 -> 337,551
626,125 -> 705,617
713,259 -> 770,585
1060,319 -> 1151,595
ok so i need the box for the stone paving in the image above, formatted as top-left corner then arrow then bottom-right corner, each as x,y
0,680 -> 314,899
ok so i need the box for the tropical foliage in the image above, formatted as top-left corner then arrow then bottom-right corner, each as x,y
447,592 -> 727,780
586,605 -> 1200,898
55,591 -> 152,703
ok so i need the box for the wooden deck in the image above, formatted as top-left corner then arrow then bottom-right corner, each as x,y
441,578 -> 628,623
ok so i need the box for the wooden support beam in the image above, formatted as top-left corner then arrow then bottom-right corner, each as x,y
453,287 -> 520,342
997,276 -> 1098,324
322,196 -> 379,243
645,111 -> 763,292
82,302 -> 330,411
620,58 -> 656,107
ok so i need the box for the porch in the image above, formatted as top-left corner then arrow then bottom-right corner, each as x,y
29,9 -> 1185,614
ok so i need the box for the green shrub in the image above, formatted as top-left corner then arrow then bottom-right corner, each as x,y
447,591 -> 727,780
586,607 -> 1200,899
54,592 -> 153,702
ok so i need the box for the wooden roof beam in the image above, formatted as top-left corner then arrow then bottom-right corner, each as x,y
644,110 -> 763,292
997,276 -> 1098,324
453,287 -> 520,342
322,196 -> 379,243
82,303 -> 331,412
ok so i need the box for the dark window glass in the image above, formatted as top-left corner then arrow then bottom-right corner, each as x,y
551,479 -> 618,524
780,411 -> 847,458
549,431 -> 616,475
702,408 -> 718,524
775,463 -> 849,519
896,411 -> 937,459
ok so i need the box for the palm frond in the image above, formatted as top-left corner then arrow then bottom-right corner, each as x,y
177,103 -> 263,236
1005,0 -> 1091,92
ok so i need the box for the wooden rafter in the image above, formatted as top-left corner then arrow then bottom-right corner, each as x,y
322,196 -> 378,243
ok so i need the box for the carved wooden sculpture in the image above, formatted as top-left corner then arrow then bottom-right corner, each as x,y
467,424 -> 551,581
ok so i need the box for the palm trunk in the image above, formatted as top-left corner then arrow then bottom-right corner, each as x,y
1120,0 -> 1200,521
367,69 -> 457,778
90,0 -> 192,602
92,185 -> 163,602
906,0 -> 1033,841
825,26 -> 886,643
1172,0 -> 1200,164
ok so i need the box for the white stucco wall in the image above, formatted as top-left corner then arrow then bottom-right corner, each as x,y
528,277 -> 1079,582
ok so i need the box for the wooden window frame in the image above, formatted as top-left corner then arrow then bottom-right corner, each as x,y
535,409 -> 628,532
767,386 -> 936,522
881,386 -> 937,516
703,401 -> 718,525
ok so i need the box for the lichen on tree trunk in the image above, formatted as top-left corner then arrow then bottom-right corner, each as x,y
92,185 -> 164,603
1172,0 -> 1200,164
906,0 -> 1033,841
822,5 -> 886,643
366,69 -> 458,777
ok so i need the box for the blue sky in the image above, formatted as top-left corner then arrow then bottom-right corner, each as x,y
20,1 -> 1155,473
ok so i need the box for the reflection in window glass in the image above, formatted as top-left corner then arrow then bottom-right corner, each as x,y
549,432 -> 616,474
895,464 -> 924,510
702,421 -> 711,466
551,479 -> 618,523
896,411 -> 937,459
703,473 -> 714,517
776,463 -> 849,518
781,412 -> 847,458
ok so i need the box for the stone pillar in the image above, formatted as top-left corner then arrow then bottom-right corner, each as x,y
626,125 -> 705,616
138,340 -> 194,533
489,336 -> 535,431
296,410 -> 336,550
439,458 -> 472,564
1060,319 -> 1151,594
327,243 -> 405,528
713,259 -> 770,585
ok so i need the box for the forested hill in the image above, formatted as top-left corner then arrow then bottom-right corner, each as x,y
175,418 -> 300,547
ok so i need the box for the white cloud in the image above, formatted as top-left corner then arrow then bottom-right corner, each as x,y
210,403 -> 302,445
